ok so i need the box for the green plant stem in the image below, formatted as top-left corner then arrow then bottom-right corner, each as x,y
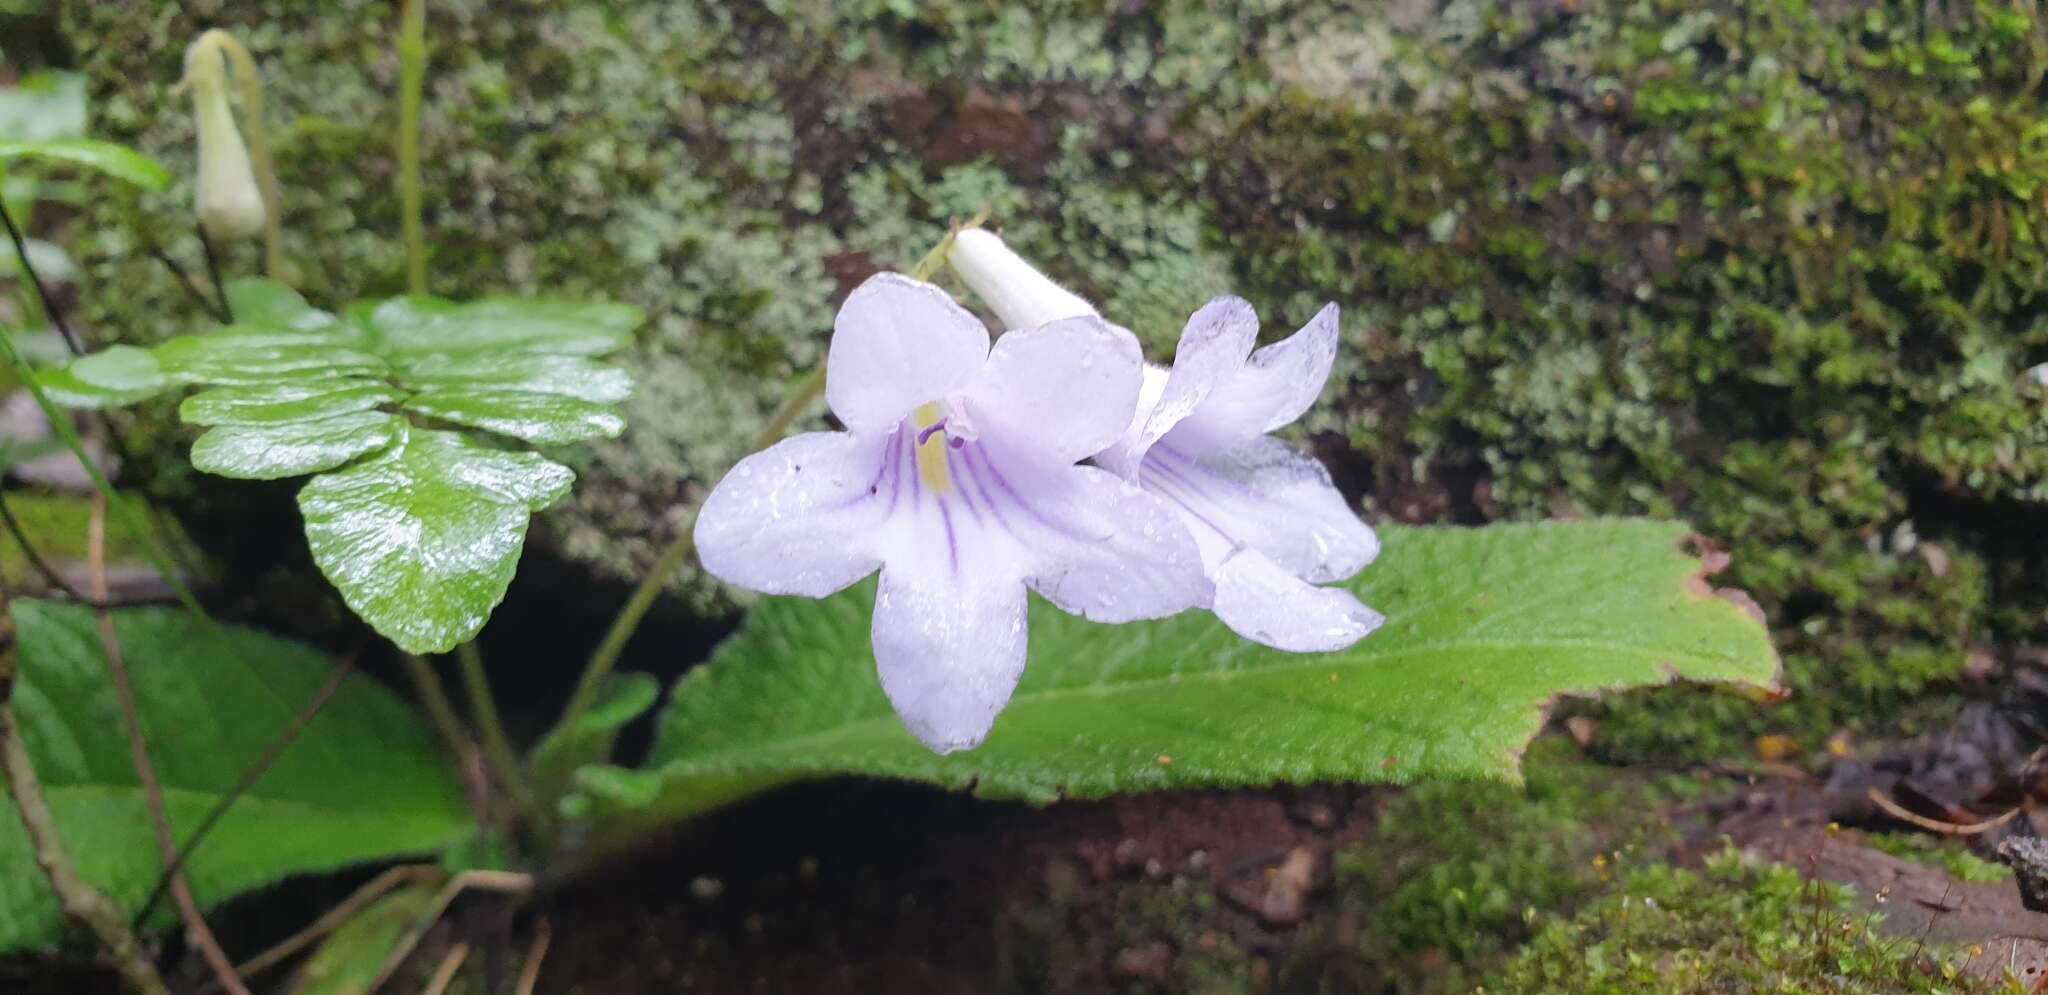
0,701 -> 171,995
397,0 -> 428,295
549,365 -> 825,752
401,652 -> 469,764
454,640 -> 535,817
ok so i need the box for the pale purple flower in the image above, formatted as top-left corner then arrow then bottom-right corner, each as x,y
694,272 -> 1211,753
949,230 -> 1383,652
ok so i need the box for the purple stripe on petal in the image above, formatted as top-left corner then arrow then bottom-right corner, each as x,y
957,444 -> 1018,536
938,495 -> 960,577
973,446 -> 1097,544
944,446 -> 989,526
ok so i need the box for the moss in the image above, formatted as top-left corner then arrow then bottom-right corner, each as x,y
1328,738 -> 1702,992
1864,832 -> 2015,885
53,0 -> 2048,748
1489,850 -> 2010,994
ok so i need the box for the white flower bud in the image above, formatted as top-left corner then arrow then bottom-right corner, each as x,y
945,228 -> 1097,331
185,34 -> 265,242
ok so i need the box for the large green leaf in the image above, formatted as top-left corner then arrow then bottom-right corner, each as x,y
0,139 -> 171,191
572,520 -> 1780,834
190,411 -> 406,480
298,428 -> 575,654
0,602 -> 470,954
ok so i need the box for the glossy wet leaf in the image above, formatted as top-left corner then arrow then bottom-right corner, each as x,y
572,521 -> 1780,836
402,387 -> 626,444
396,353 -> 633,403
224,277 -> 337,332
41,347 -> 173,407
362,295 -> 642,357
0,139 -> 171,190
298,428 -> 575,654
66,345 -> 167,394
180,380 -> 401,426
287,882 -> 441,995
0,601 -> 469,954
153,331 -> 386,385
190,410 -> 406,480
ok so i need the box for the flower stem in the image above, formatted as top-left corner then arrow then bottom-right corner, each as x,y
549,365 -> 826,753
400,652 -> 470,768
454,640 -> 536,818
397,0 -> 428,294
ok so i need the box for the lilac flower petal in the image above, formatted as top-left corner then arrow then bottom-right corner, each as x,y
1016,463 -> 1211,624
827,273 -> 990,434
1097,296 -> 1259,476
694,431 -> 888,597
1173,303 -> 1340,444
963,315 -> 1144,466
1142,436 -> 1378,585
872,556 -> 1029,754
1212,547 -> 1383,652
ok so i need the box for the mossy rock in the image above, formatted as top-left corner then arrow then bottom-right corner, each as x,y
59,0 -> 2048,750
1493,851 -> 2001,994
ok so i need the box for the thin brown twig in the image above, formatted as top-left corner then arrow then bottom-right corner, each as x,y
134,650 -> 359,928
0,488 -> 87,601
88,495 -> 250,995
367,869 -> 533,993
195,865 -> 443,991
514,919 -> 552,995
421,942 -> 471,995
1865,786 -> 2022,836
0,701 -> 170,995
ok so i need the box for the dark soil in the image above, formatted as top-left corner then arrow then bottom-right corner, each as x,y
543,779 -> 1384,995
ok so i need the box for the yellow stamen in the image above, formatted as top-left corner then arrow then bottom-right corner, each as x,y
914,402 -> 952,495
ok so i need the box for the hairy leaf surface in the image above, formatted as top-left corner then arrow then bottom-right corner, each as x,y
0,603 -> 468,953
572,521 -> 1780,836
